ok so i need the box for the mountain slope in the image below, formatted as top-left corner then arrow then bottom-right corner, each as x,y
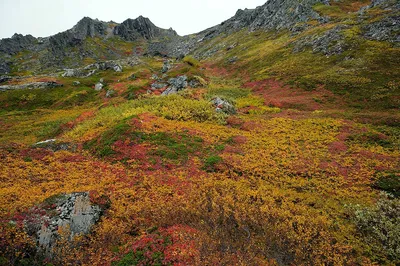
0,1 -> 399,265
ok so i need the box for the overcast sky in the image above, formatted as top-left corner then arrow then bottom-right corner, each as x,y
0,0 -> 267,39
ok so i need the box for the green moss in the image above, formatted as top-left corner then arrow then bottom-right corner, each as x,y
84,121 -> 131,157
113,251 -> 145,266
347,131 -> 392,148
147,132 -> 204,163
374,172 -> 400,197
205,87 -> 250,102
203,155 -> 223,172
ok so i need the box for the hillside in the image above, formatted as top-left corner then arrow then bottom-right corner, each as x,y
0,0 -> 399,265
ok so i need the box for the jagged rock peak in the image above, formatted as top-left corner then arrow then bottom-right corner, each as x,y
0,33 -> 37,54
70,16 -> 109,39
114,16 -> 178,41
199,0 -> 330,40
235,0 -> 329,31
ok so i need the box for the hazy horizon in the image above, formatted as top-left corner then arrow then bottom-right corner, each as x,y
0,0 -> 266,39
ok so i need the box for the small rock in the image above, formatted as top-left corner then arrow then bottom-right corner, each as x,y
228,56 -> 238,63
226,43 -> 238,50
73,81 -> 81,86
113,64 -> 123,72
95,82 -> 103,91
128,73 -> 136,80
100,78 -> 104,83
161,86 -> 179,96
106,89 -> 116,98
0,75 -> 11,84
211,97 -> 236,114
189,76 -> 207,88
162,60 -> 172,73
168,75 -> 188,90
151,82 -> 168,90
86,70 -> 96,77
62,69 -> 84,77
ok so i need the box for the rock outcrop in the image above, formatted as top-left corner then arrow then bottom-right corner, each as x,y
0,33 -> 37,55
49,17 -> 108,55
0,62 -> 10,75
162,75 -> 188,96
363,16 -> 400,43
292,25 -> 348,55
196,0 -> 329,41
0,81 -> 63,92
360,0 -> 400,43
212,97 -> 236,115
114,16 -> 177,41
24,192 -> 109,254
33,139 -> 77,152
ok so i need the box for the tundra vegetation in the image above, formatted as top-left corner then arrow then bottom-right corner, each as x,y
0,0 -> 399,265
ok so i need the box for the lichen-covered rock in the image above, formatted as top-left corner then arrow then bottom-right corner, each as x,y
168,75 -> 188,90
162,60 -> 172,73
292,25 -> 347,55
211,97 -> 236,114
161,75 -> 188,96
370,0 -> 400,9
62,68 -> 85,77
151,82 -> 168,90
106,89 -> 116,98
33,139 -> 77,152
0,81 -> 63,92
151,74 -> 160,80
24,192 -> 110,254
161,86 -> 179,96
87,61 -> 123,72
363,16 -> 400,43
94,82 -> 103,91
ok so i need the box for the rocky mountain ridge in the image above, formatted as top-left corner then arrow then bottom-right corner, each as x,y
0,0 -> 398,75
0,0 -> 339,74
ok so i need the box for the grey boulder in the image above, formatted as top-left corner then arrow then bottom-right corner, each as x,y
0,81 -> 63,92
24,192 -> 109,255
95,82 -> 103,91
212,97 -> 236,114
